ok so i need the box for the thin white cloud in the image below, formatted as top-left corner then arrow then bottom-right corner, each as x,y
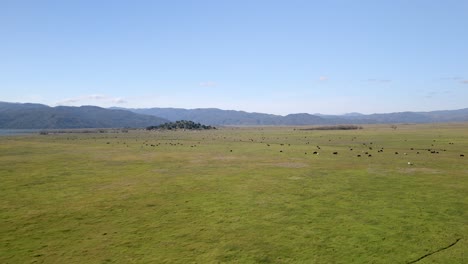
441,76 -> 461,80
59,98 -> 79,104
56,94 -> 127,106
88,95 -> 106,100
112,98 -> 127,104
199,81 -> 217,87
366,79 -> 391,83
424,91 -> 438,99
318,76 -> 328,81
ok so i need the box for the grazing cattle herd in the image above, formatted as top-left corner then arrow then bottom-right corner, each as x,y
53,127 -> 465,173
3,124 -> 466,264
85,128 -> 467,169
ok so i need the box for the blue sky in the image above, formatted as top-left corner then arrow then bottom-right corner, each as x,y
1,0 -> 467,115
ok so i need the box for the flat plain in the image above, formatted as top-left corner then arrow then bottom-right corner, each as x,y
1,124 -> 467,263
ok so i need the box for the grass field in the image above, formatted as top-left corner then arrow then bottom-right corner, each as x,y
1,124 -> 467,263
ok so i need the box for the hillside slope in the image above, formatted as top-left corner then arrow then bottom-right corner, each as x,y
0,102 -> 168,129
126,107 -> 468,125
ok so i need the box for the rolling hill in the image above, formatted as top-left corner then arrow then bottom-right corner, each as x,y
0,102 -> 168,129
124,107 -> 468,125
2,101 -> 468,128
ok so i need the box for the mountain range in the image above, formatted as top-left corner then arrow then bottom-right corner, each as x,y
124,107 -> 468,126
1,101 -> 467,129
0,102 -> 168,129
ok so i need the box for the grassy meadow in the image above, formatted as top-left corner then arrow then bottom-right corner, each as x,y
1,124 -> 467,263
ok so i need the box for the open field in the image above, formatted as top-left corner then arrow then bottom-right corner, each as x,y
1,123 -> 467,263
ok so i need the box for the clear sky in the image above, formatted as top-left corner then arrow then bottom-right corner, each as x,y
1,0 -> 467,115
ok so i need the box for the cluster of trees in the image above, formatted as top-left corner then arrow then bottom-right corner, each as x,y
146,120 -> 216,130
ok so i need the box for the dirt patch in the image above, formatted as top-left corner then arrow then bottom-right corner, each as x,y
189,159 -> 203,164
189,156 -> 237,164
399,167 -> 440,174
288,176 -> 303,180
367,167 -> 390,176
273,162 -> 308,168
95,177 -> 140,192
211,156 -> 238,161
152,168 -> 169,173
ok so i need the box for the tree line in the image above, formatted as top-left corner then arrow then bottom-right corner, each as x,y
146,120 -> 216,130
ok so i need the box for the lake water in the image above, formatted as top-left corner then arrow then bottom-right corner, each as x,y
0,129 -> 42,136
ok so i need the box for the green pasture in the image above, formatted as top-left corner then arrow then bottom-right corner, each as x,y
1,124 -> 467,263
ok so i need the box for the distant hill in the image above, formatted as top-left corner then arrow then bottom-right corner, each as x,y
126,107 -> 286,125
0,102 -> 168,129
125,107 -> 338,125
122,107 -> 468,125
2,101 -> 467,128
342,112 -> 365,117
